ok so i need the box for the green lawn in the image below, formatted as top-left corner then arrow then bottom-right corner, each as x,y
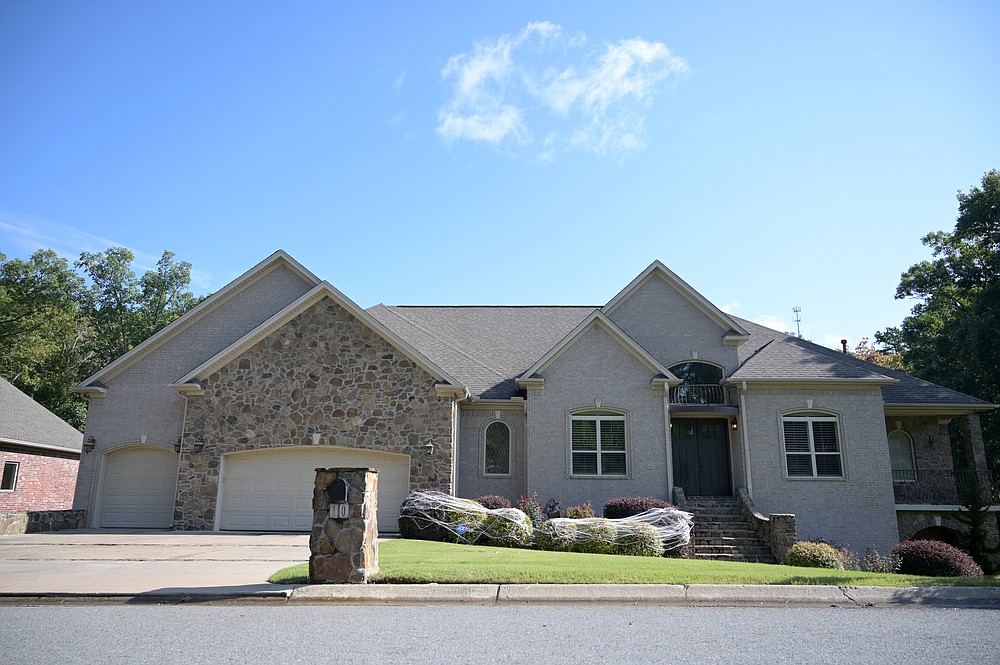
270,539 -> 1000,587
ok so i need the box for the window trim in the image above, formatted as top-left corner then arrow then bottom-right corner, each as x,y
482,420 -> 512,478
781,410 -> 845,480
887,429 -> 917,483
569,409 -> 628,478
1,461 -> 19,492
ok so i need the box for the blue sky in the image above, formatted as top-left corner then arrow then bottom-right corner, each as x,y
1,1 -> 997,350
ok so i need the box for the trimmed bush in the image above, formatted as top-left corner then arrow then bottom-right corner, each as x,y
603,496 -> 674,519
475,495 -> 512,510
613,521 -> 664,557
476,508 -> 532,548
786,541 -> 844,569
536,518 -> 663,557
517,495 -> 544,528
564,501 -> 596,519
891,540 -> 984,578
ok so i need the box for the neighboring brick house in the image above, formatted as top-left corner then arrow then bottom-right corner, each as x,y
1,377 -> 82,517
71,251 -> 996,555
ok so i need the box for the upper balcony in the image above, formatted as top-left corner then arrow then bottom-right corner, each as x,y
893,469 -> 998,505
668,384 -> 739,415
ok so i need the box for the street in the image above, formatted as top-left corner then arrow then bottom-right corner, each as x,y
7,604 -> 997,664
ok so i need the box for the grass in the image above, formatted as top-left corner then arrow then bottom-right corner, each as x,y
269,539 -> 1000,587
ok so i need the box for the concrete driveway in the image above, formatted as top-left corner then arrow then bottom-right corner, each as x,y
0,530 -> 310,596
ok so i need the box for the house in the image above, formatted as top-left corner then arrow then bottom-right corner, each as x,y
70,251 -> 996,556
1,377 -> 83,533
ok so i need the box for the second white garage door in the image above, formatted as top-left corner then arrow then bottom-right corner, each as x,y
218,447 -> 410,533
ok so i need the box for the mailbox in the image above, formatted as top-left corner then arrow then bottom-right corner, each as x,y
329,478 -> 349,503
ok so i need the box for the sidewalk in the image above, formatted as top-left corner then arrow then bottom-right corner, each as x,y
1,531 -> 998,607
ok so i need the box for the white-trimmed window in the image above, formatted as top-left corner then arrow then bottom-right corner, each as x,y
1,461 -> 18,491
571,410 -> 627,476
782,411 -> 843,478
484,421 -> 511,476
888,430 -> 916,482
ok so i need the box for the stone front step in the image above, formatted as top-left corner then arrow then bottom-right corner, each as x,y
686,496 -> 777,564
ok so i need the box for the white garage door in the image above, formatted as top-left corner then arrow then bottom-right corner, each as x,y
219,447 -> 410,533
100,447 -> 178,528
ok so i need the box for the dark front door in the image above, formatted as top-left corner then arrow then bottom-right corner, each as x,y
671,418 -> 732,496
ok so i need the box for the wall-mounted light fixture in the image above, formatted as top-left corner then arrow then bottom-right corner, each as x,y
175,438 -> 182,453
192,441 -> 205,453
83,436 -> 96,453
731,420 -> 739,431
423,442 -> 435,456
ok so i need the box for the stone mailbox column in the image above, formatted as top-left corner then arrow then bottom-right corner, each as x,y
309,467 -> 379,584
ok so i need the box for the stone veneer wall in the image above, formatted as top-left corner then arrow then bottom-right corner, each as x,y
310,468 -> 379,583
174,297 -> 455,530
1,509 -> 86,535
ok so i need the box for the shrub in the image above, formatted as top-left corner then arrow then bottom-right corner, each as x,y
786,541 -> 844,569
564,501 -> 596,519
517,494 -> 544,527
536,518 -> 663,557
603,496 -> 673,519
475,508 -> 532,548
398,491 -> 454,542
613,521 -> 664,557
863,548 -> 899,574
475,495 -> 512,510
891,540 -> 984,578
536,519 -> 578,552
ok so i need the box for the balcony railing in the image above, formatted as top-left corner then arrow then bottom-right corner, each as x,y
893,469 -> 998,505
668,384 -> 738,406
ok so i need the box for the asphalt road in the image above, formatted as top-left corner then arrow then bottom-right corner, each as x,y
7,605 -> 998,664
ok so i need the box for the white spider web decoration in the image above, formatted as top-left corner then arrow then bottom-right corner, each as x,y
399,491 -> 693,552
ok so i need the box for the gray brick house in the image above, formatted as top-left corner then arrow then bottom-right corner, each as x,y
71,251 -> 995,554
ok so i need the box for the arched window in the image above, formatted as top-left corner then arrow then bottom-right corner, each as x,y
484,421 -> 511,476
668,361 -> 725,404
782,410 -> 843,478
570,409 -> 627,477
888,430 -> 916,482
668,361 -> 724,385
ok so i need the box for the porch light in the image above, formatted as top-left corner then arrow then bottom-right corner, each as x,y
83,436 -> 96,453
423,441 -> 435,456
192,441 -> 205,453
731,420 -> 739,431
175,438 -> 182,453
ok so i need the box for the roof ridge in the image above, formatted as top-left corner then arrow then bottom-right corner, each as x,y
378,306 -> 509,381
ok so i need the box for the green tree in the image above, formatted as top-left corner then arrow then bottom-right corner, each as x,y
76,248 -> 197,373
0,250 -> 90,428
877,170 -> 1000,474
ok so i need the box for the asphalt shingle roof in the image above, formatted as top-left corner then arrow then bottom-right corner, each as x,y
0,377 -> 83,450
367,304 -> 992,410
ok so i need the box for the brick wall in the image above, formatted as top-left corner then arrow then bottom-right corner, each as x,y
0,446 -> 79,511
457,404 -> 526,503
525,323 -> 671,513
742,386 -> 900,553
605,273 -> 740,373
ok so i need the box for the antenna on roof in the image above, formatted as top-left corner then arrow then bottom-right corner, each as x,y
792,306 -> 802,338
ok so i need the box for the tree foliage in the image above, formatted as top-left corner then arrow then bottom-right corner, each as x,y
0,247 -> 201,430
877,170 -> 1000,474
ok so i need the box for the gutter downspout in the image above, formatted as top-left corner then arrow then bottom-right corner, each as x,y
739,380 -> 753,497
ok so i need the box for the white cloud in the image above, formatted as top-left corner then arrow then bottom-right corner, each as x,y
437,23 -> 687,160
393,70 -> 406,94
754,314 -> 792,335
719,300 -> 742,315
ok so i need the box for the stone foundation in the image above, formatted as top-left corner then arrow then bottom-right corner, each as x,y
309,468 -> 379,583
0,509 -> 86,535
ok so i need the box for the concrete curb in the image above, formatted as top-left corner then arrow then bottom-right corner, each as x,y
283,584 -> 1000,607
4,584 -> 1000,607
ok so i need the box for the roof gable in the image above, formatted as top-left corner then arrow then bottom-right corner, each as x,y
603,261 -> 750,344
516,311 -> 680,388
174,282 -> 465,394
76,250 -> 321,390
